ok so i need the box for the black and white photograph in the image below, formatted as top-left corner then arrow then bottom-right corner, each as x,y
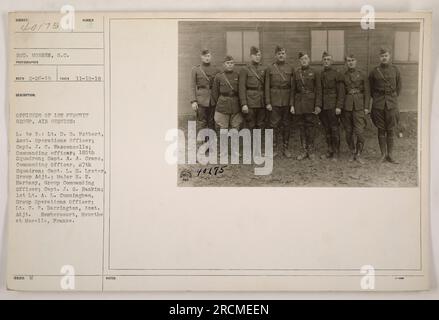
1,8 -> 434,295
178,20 -> 421,187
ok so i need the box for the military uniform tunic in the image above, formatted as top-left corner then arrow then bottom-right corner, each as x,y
291,65 -> 322,153
239,62 -> 267,129
319,66 -> 344,155
369,63 -> 402,131
341,68 -> 370,152
264,61 -> 295,148
342,68 -> 370,111
211,70 -> 243,129
190,63 -> 220,106
265,61 -> 294,107
190,63 -> 220,131
291,65 -> 322,114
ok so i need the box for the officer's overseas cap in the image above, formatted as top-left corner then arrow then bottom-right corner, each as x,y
379,46 -> 391,54
275,45 -> 285,53
250,46 -> 260,55
298,52 -> 309,59
200,48 -> 210,55
322,51 -> 331,58
224,55 -> 234,62
345,53 -> 356,60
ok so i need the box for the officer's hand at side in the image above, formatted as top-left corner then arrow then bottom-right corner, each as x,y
242,105 -> 249,114
364,109 -> 370,115
191,102 -> 198,111
266,104 -> 272,111
335,108 -> 341,115
314,107 -> 322,115
290,106 -> 295,114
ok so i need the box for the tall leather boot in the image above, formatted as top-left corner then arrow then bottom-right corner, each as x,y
346,133 -> 356,162
331,134 -> 340,161
356,141 -> 365,164
386,135 -> 398,164
297,128 -> 308,160
307,144 -> 316,160
307,126 -> 316,160
283,129 -> 292,158
378,134 -> 387,162
274,128 -> 283,158
321,134 -> 333,159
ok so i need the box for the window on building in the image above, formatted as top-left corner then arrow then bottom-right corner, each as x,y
394,31 -> 419,62
311,30 -> 345,62
226,31 -> 260,63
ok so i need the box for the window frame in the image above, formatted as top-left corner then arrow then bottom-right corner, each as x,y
310,29 -> 346,64
225,28 -> 262,65
393,30 -> 420,64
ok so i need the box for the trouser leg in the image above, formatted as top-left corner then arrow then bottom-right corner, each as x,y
353,110 -> 367,164
304,113 -> 317,158
342,111 -> 355,159
255,108 -> 267,130
384,106 -> 398,163
295,114 -> 309,160
245,108 -> 257,130
270,107 -> 283,156
281,107 -> 292,157
319,110 -> 333,157
386,132 -> 398,164
378,128 -> 387,161
328,110 -> 340,157
331,126 -> 340,159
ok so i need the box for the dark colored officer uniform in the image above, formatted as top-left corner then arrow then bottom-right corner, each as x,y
369,48 -> 402,163
265,47 -> 294,155
190,51 -> 220,131
320,55 -> 344,158
291,53 -> 322,159
239,47 -> 267,130
211,57 -> 242,130
341,62 -> 370,160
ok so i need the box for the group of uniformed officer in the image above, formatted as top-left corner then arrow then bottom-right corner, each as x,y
190,45 -> 401,164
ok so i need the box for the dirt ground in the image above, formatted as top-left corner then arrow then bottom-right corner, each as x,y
178,112 -> 418,187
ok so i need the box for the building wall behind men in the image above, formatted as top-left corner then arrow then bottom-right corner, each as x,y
179,22 -> 419,115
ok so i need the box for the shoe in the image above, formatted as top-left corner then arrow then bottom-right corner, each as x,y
284,148 -> 292,158
356,155 -> 365,165
320,151 -> 333,159
349,153 -> 356,162
297,152 -> 308,161
387,156 -> 399,164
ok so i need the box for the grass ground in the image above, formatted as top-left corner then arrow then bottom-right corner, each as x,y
177,112 -> 418,187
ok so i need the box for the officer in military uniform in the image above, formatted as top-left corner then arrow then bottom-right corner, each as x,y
265,45 -> 294,158
211,55 -> 243,130
190,49 -> 220,134
341,53 -> 370,164
369,47 -> 402,164
239,46 -> 267,130
319,51 -> 344,161
291,52 -> 322,161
